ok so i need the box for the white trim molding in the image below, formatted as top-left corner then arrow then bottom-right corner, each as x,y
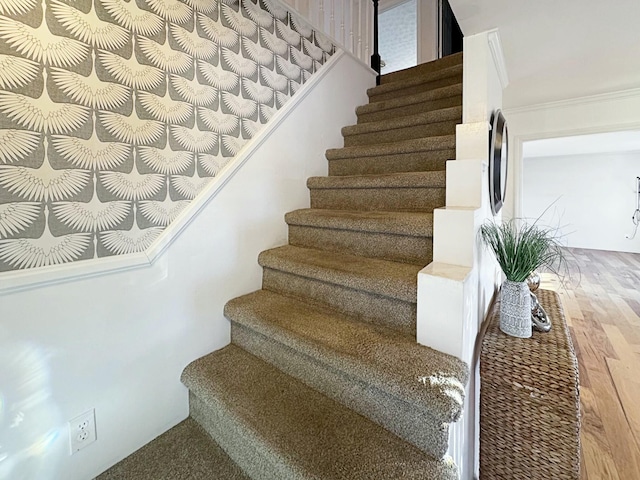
487,29 -> 509,89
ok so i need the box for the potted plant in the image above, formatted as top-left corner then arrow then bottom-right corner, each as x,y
479,219 -> 568,338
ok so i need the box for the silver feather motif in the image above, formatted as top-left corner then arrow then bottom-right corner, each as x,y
145,0 -> 193,24
98,110 -> 164,146
138,198 -> 189,226
98,51 -> 164,91
198,153 -> 230,176
0,16 -> 90,67
138,36 -> 193,74
170,125 -> 218,153
99,166 -> 165,201
302,38 -> 324,62
0,0 -> 38,16
0,162 -> 91,202
138,91 -> 194,124
260,27 -> 289,56
99,0 -> 164,37
242,78 -> 274,103
261,0 -> 288,21
170,175 -> 212,200
0,231 -> 91,268
197,13 -> 239,47
51,196 -> 131,232
197,61 -> 239,90
276,55 -> 301,81
0,129 -> 41,165
0,54 -> 40,90
259,66 -> 288,92
221,135 -> 246,156
222,48 -> 258,77
170,74 -> 218,107
51,132 -> 131,171
50,67 -> 131,110
183,0 -> 218,15
0,202 -> 40,238
49,0 -> 130,50
138,145 -> 194,175
197,107 -> 239,134
221,91 -> 257,118
242,0 -> 274,28
170,23 -> 218,60
243,40 -> 274,66
100,223 -> 163,255
0,91 -> 90,134
222,3 -> 258,37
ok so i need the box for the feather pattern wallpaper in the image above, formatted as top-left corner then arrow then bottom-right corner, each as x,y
0,0 -> 335,272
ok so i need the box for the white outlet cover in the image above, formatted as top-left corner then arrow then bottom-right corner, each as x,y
69,409 -> 96,454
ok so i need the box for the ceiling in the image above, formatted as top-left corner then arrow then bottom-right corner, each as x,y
450,0 -> 640,108
523,130 -> 640,158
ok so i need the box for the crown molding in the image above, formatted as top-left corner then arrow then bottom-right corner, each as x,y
487,29 -> 509,89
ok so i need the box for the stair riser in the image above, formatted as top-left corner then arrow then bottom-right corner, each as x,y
262,268 -> 416,336
358,95 -> 461,124
310,187 -> 445,212
190,392 -> 296,480
288,225 -> 432,266
344,120 -> 458,147
328,150 -> 453,176
381,53 -> 462,85
369,74 -> 463,103
231,323 -> 451,459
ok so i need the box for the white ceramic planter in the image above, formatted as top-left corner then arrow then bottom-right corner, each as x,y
500,280 -> 532,338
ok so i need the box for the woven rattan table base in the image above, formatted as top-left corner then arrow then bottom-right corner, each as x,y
480,289 -> 581,479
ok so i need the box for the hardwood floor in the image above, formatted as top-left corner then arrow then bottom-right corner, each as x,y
539,247 -> 640,480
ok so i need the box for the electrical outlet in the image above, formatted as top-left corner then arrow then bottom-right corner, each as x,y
69,409 -> 96,454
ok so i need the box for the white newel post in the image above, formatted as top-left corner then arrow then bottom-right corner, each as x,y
416,30 -> 508,480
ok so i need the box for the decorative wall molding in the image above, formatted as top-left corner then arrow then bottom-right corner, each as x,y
487,29 -> 509,89
504,86 -> 640,115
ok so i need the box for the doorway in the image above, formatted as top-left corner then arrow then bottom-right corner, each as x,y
440,0 -> 463,57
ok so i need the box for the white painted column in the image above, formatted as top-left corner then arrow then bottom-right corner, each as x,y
416,29 -> 508,480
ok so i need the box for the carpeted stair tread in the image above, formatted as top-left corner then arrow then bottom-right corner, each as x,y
258,244 -> 419,302
96,418 -> 249,480
327,149 -> 453,176
326,135 -> 455,160
285,208 -> 434,237
224,290 -> 468,422
308,170 -> 445,189
380,52 -> 462,85
356,84 -> 461,122
367,64 -> 462,99
342,106 -> 462,138
181,345 -> 460,480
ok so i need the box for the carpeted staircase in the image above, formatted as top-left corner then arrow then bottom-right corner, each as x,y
99,53 -> 469,480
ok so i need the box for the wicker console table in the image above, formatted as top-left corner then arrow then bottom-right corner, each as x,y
480,289 -> 581,480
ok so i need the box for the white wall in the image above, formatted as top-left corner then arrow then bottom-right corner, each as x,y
379,0 -> 417,74
418,30 -> 505,480
523,151 -> 640,253
0,52 -> 375,480
503,88 -> 640,222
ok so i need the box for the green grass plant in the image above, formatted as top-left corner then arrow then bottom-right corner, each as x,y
479,219 -> 569,283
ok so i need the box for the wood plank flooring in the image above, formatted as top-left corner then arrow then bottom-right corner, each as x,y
539,247 -> 640,480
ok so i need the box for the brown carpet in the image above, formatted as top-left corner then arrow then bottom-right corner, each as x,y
96,418 -> 249,480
